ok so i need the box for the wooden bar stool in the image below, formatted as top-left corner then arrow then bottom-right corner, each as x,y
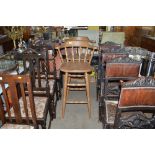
55,40 -> 97,118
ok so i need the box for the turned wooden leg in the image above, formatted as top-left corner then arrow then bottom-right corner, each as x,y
66,76 -> 71,98
85,72 -> 91,118
62,72 -> 68,118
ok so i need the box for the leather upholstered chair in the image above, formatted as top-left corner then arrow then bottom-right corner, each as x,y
113,76 -> 155,129
103,57 -> 141,99
101,77 -> 155,128
99,57 -> 141,124
97,42 -> 128,101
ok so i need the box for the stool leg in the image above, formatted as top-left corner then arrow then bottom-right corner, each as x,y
66,76 -> 71,97
62,72 -> 68,118
85,72 -> 91,118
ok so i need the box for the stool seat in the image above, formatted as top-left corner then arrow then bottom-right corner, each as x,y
60,62 -> 93,73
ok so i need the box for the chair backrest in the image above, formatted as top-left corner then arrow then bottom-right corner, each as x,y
99,41 -> 121,52
118,77 -> 155,110
0,74 -> 37,127
55,40 -> 97,64
101,53 -> 127,64
22,48 -> 50,96
65,36 -> 90,42
99,42 -> 127,64
105,57 -> 141,79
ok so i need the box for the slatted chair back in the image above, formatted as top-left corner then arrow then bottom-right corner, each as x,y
55,40 -> 97,64
22,49 -> 50,96
0,74 -> 37,127
39,47 -> 57,78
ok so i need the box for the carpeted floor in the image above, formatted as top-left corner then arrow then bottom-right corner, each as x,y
50,82 -> 102,129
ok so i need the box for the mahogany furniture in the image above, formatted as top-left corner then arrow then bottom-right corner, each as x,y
55,41 -> 97,118
114,76 -> 155,129
99,57 -> 141,124
97,42 -> 126,101
101,76 -> 155,129
98,46 -> 150,101
141,36 -> 155,52
103,57 -> 140,99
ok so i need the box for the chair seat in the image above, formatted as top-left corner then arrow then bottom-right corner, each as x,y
39,70 -> 60,78
1,123 -> 34,129
60,62 -> 93,73
105,100 -> 147,124
6,96 -> 48,119
101,82 -> 120,97
105,100 -> 118,124
35,79 -> 55,94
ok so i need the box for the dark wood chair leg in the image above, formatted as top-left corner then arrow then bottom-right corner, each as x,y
49,95 -> 55,119
55,80 -> 59,101
48,118 -> 52,129
102,99 -> 107,128
99,96 -> 103,122
41,124 -> 46,129
114,108 -> 121,129
103,79 -> 107,100
59,79 -> 62,99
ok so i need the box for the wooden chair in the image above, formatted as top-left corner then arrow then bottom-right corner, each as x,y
102,57 -> 141,99
0,74 -> 38,129
100,57 -> 141,125
98,46 -> 150,101
41,47 -> 61,101
38,47 -> 59,119
114,76 -> 155,129
55,40 -> 97,118
97,42 -> 127,101
54,36 -> 95,99
21,48 -> 56,125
